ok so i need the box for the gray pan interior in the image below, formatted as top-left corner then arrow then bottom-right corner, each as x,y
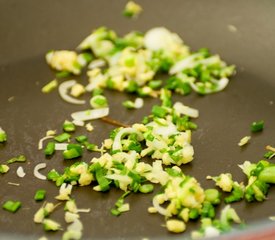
0,0 -> 275,239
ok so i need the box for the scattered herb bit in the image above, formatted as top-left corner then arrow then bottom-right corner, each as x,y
44,142 -> 55,156
0,127 -> 7,142
111,191 -> 131,216
191,205 -> 241,239
90,95 -> 108,109
123,98 -> 144,109
0,164 -> 9,174
43,219 -> 61,231
250,120 -> 264,133
264,145 -> 275,159
56,71 -> 71,78
122,100 -> 136,109
238,136 -> 251,147
54,133 -> 71,143
75,135 -> 88,143
63,120 -> 76,132
2,200 -> 21,213
204,189 -> 221,205
123,1 -> 142,18
6,155 -> 26,164
34,189 -> 46,201
224,182 -> 245,203
85,143 -> 99,152
63,148 -> 82,160
139,184 -> 154,193
264,151 -> 275,160
41,79 -> 58,93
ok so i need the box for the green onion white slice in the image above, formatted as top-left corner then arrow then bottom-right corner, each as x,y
55,143 -> 69,151
71,108 -> 109,122
59,80 -> 86,105
16,166 -> 26,178
38,136 -> 54,150
173,102 -> 199,118
34,163 -> 47,180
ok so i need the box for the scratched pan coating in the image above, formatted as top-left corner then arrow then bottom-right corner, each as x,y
0,0 -> 275,239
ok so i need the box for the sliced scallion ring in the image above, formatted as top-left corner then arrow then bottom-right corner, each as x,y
58,80 -> 86,105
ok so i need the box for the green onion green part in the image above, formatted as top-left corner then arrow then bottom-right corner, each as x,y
54,133 -> 71,143
75,135 -> 88,143
34,189 -> 46,201
2,200 -> 21,213
0,164 -> 9,174
251,120 -> 264,133
41,79 -> 58,93
63,120 -> 76,132
139,184 -> 154,193
0,128 -> 7,143
6,155 -> 26,164
44,142 -> 55,156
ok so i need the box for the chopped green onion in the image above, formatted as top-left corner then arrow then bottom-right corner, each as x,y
0,127 -> 7,143
160,88 -> 172,107
2,200 -> 21,213
75,135 -> 88,143
85,143 -> 99,152
63,147 -> 82,160
264,151 -> 275,160
122,100 -> 135,109
34,189 -> 46,201
251,120 -> 264,132
152,105 -> 169,118
55,71 -> 71,78
6,155 -> 26,164
148,80 -> 162,89
90,163 -> 110,192
92,88 -> 104,96
63,120 -> 76,132
79,52 -> 93,63
54,133 -> 71,143
41,79 -> 58,93
47,169 -> 61,182
201,202 -> 215,218
189,208 -> 199,220
139,184 -> 154,193
111,191 -> 131,216
44,142 -> 55,156
125,80 -> 139,93
67,144 -> 83,154
43,219 -> 61,231
238,136 -> 251,147
90,95 -> 108,109
204,189 -> 221,205
0,164 -> 9,174
111,208 -> 121,216
123,1 -> 143,18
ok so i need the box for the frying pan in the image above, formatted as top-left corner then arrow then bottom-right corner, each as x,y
1,0 -> 275,239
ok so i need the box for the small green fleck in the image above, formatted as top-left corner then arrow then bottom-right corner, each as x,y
2,200 -> 21,213
251,120 -> 264,133
34,189 -> 46,201
139,184 -> 154,193
44,142 -> 55,156
41,79 -> 58,93
6,155 -> 26,164
54,133 -> 71,143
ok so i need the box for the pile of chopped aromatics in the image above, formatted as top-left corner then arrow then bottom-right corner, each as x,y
2,25 -> 275,240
